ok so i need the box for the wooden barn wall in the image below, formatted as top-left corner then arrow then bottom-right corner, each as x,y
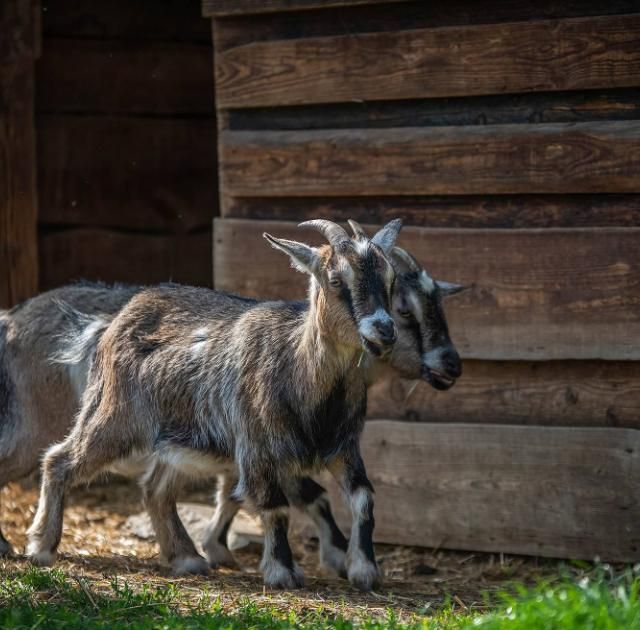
205,0 -> 640,560
0,0 -> 39,308
37,0 -> 217,290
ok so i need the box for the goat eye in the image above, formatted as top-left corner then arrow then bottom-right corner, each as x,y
397,308 -> 411,318
329,277 -> 343,288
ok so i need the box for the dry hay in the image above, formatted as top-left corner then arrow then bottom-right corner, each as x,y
0,479 -> 573,618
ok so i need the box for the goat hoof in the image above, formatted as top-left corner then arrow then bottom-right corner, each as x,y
204,543 -> 238,569
171,554 -> 210,576
348,562 -> 381,592
26,544 -> 57,567
262,562 -> 305,590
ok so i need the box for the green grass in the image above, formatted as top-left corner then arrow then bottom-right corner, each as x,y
0,566 -> 638,629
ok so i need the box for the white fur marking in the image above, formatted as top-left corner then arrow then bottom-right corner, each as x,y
420,271 -> 436,293
358,309 -> 393,343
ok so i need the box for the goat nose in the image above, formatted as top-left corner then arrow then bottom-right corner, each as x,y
443,348 -> 462,378
374,319 -> 396,345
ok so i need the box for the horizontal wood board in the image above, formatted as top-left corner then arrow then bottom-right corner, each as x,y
221,122 -> 640,197
309,421 -> 640,561
367,361 -> 640,428
215,13 -> 640,107
214,219 -> 640,360
223,195 -> 640,226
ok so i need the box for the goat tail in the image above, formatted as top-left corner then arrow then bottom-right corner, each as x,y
50,300 -> 111,367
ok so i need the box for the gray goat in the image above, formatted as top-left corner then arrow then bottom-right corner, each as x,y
27,220 -> 403,590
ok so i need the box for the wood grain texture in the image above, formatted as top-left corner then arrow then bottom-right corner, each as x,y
39,228 -> 212,290
228,88 -> 640,131
213,219 -> 640,360
315,421 -> 640,561
37,116 -> 217,231
367,361 -> 640,428
223,194 -> 640,227
203,0 -> 409,17
221,122 -> 640,196
215,13 -> 640,107
43,0 -> 211,43
37,39 -> 214,115
213,1 -> 640,51
1,0 -> 39,308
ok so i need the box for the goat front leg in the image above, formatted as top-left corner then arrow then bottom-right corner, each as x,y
141,462 -> 209,576
201,473 -> 240,568
329,448 -> 380,592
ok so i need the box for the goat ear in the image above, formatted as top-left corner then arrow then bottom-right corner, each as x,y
371,218 -> 402,254
264,233 -> 319,276
437,280 -> 469,298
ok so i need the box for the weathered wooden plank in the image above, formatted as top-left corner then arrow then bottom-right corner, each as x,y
44,0 -> 211,43
1,0 -> 39,308
213,0 -> 640,51
204,0 -> 409,17
318,421 -> 640,561
213,219 -> 640,360
228,89 -> 640,131
216,14 -> 640,107
39,229 -> 212,290
223,194 -> 640,227
367,361 -> 640,428
221,122 -> 640,197
37,39 -> 214,114
37,116 -> 218,231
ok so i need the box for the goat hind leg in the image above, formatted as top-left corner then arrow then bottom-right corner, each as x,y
286,476 -> 348,578
141,462 -> 208,576
202,473 -> 240,568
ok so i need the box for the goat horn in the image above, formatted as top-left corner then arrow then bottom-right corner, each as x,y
391,246 -> 421,273
347,219 -> 368,240
299,219 -> 350,248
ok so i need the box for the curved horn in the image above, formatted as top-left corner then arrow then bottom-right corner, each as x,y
390,246 -> 421,274
298,219 -> 350,248
347,219 -> 368,241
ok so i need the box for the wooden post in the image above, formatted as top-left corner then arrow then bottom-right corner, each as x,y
0,0 -> 39,308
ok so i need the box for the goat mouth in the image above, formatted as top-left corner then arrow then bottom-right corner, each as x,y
423,368 -> 456,391
361,337 -> 389,358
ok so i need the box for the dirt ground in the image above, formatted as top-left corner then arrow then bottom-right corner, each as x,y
0,478 -> 579,618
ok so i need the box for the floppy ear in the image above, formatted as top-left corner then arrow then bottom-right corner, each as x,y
263,233 -> 319,276
371,218 -> 402,254
437,280 -> 469,297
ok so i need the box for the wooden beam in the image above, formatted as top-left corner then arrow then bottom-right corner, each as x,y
223,194 -> 640,227
367,360 -> 640,428
215,13 -> 640,107
221,122 -> 640,197
0,0 -> 39,308
203,0 -> 410,17
315,421 -> 640,562
37,39 -> 214,115
37,116 -> 218,232
39,228 -> 212,290
213,219 -> 640,360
